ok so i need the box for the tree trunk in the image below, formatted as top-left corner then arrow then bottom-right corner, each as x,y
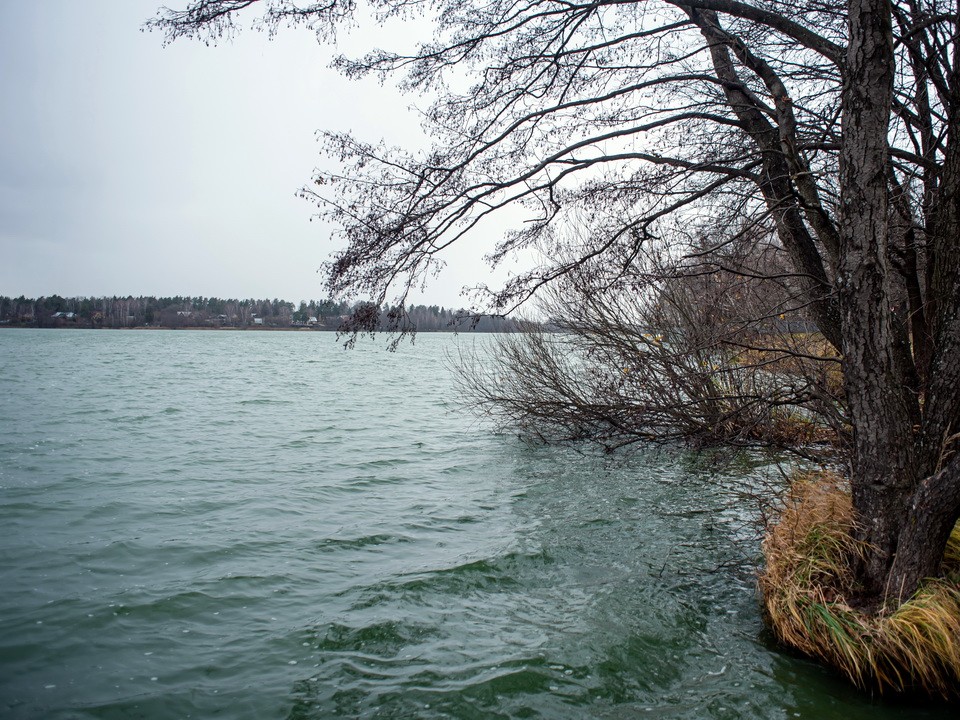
886,458 -> 960,601
839,0 -> 923,603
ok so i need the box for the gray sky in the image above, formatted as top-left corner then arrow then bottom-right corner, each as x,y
0,1 -> 489,307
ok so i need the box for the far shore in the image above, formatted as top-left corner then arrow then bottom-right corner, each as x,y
0,324 -> 476,333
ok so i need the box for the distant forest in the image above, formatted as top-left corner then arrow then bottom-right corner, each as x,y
0,295 -> 518,332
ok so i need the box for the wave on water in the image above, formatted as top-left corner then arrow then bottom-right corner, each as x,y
0,331 -> 953,720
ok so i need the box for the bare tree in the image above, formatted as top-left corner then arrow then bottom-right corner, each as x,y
149,0 -> 960,609
457,223 -> 846,458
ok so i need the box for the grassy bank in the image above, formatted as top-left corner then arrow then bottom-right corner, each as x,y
759,473 -> 960,697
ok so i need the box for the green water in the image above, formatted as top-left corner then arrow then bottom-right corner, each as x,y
0,329 -> 952,719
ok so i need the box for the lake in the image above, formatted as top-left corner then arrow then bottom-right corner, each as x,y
0,329 -> 951,719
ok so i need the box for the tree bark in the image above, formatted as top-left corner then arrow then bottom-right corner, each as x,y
886,456 -> 960,602
839,0 -> 921,601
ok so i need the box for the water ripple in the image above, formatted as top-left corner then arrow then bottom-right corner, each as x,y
0,330 -> 953,720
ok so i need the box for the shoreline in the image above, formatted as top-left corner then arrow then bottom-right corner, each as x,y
0,324 -> 473,333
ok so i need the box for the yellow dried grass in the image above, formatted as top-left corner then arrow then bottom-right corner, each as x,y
759,473 -> 960,697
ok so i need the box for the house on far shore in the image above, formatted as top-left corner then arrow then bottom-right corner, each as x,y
307,316 -> 319,326
51,312 -> 76,321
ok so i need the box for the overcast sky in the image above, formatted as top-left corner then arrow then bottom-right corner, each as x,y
0,1 -> 492,308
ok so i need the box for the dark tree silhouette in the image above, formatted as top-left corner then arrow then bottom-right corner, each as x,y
149,0 -> 960,610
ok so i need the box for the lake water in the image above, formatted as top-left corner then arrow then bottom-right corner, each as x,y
0,329 -> 952,719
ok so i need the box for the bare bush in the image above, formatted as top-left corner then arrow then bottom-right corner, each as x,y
458,226 -> 845,458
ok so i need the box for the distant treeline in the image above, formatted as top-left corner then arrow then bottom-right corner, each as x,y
0,295 -> 519,332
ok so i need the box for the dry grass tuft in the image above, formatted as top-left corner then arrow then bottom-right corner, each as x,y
759,473 -> 960,697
